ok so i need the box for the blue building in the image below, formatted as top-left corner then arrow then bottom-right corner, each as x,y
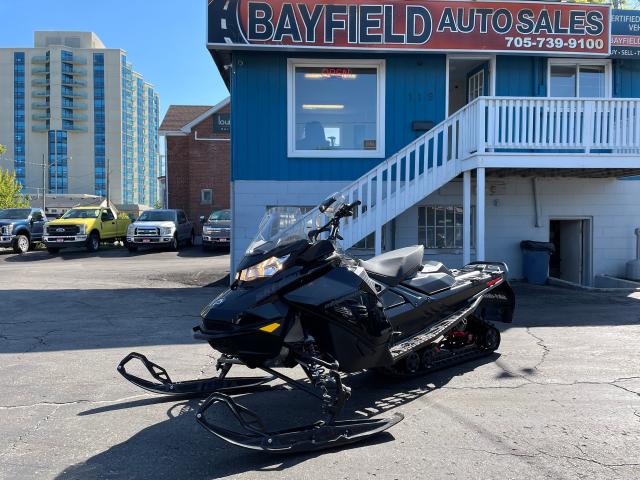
208,1 -> 640,286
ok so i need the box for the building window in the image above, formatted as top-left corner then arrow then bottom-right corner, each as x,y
548,60 -> 610,98
418,206 -> 475,250
200,189 -> 213,205
48,130 -> 68,194
94,53 -> 106,196
14,52 -> 25,186
287,59 -> 385,158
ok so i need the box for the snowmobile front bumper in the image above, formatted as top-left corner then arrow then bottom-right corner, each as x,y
196,392 -> 404,453
117,352 -> 274,397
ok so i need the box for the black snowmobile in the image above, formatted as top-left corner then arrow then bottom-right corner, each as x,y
118,195 -> 515,453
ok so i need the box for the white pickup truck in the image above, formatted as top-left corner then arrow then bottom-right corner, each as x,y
126,209 -> 194,252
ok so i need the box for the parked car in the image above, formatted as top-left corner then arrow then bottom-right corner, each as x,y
0,208 -> 48,254
200,209 -> 231,250
43,206 -> 131,254
126,209 -> 194,252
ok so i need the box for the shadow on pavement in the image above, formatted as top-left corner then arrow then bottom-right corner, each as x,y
57,359 -> 493,479
0,287 -> 217,353
2,244 -> 222,262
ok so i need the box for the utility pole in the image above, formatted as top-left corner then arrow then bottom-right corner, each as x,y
106,157 -> 110,208
42,153 -> 47,213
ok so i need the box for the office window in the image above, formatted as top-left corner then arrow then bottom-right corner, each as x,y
288,59 -> 385,158
418,206 -> 475,249
549,60 -> 610,98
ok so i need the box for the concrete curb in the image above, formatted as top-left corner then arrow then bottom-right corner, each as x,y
548,276 -> 640,293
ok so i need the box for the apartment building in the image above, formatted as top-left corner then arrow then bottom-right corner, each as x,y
0,31 -> 159,206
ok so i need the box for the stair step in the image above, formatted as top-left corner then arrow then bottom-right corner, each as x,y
389,296 -> 483,361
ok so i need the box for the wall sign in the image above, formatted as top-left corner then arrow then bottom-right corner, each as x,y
611,9 -> 640,58
213,113 -> 231,133
208,0 -> 610,55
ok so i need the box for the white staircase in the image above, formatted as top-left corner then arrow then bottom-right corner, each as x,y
321,99 -> 482,251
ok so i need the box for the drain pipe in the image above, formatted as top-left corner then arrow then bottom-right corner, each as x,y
532,177 -> 542,228
626,228 -> 640,281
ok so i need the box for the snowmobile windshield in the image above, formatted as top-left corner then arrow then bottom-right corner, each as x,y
246,207 -> 322,255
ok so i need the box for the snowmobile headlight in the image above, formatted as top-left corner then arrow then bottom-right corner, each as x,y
237,255 -> 290,282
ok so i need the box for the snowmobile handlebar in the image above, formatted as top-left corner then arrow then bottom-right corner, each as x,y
308,200 -> 361,242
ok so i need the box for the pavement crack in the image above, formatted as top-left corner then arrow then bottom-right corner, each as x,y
0,393 -> 150,411
526,327 -> 550,372
0,404 -> 62,460
463,447 -> 640,470
536,449 -> 640,470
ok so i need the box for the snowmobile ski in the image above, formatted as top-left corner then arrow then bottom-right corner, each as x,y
196,392 -> 404,453
117,352 -> 275,397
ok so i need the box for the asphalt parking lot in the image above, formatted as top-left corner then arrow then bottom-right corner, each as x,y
1,246 -> 639,480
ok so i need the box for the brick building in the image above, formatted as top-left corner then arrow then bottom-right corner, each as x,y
159,98 -> 230,232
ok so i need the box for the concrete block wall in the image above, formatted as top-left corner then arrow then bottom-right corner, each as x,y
231,180 -> 349,271
393,176 -> 640,281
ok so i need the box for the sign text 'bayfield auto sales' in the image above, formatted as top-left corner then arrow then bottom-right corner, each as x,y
208,0 -> 610,55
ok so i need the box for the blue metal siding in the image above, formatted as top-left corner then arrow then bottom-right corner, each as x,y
496,56 -> 546,97
231,52 -> 446,181
613,60 -> 640,98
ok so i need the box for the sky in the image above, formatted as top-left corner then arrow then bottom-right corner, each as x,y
0,0 -> 230,121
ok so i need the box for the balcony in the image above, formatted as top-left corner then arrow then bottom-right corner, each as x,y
31,79 -> 50,86
62,113 -> 88,121
32,125 -> 49,132
61,79 -> 87,87
64,91 -> 87,99
69,57 -> 87,65
31,67 -> 49,75
32,113 -> 50,120
31,55 -> 49,64
62,102 -> 88,110
32,102 -> 50,109
67,125 -> 88,132
460,97 -> 640,156
32,90 -> 49,98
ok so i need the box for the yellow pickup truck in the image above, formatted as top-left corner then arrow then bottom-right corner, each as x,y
43,206 -> 131,254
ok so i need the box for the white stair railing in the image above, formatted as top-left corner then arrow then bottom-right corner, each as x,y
484,97 -> 640,153
336,98 -> 483,250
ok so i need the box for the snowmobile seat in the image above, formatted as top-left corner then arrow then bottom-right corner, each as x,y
360,245 -> 424,286
401,272 -> 455,295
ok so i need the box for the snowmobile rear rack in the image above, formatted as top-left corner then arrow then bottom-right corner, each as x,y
196,392 -> 404,453
117,352 -> 275,397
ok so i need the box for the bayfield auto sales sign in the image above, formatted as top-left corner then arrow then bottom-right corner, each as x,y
208,0 -> 610,55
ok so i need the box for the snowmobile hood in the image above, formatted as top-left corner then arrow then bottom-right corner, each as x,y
235,239 -> 310,274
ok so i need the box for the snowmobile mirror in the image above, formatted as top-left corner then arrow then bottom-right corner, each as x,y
319,195 -> 337,213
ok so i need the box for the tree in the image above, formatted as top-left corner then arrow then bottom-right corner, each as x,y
0,144 -> 6,156
0,169 -> 29,209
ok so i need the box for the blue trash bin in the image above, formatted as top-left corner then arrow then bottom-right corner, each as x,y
520,241 -> 555,285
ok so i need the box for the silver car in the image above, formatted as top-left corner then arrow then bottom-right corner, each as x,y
126,209 -> 194,252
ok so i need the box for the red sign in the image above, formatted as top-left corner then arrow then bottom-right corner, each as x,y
208,0 -> 610,55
